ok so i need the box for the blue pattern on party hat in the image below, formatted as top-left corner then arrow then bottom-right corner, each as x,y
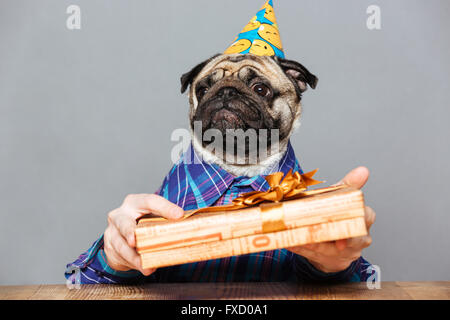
224,0 -> 285,58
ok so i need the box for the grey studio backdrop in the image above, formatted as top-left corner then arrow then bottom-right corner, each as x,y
0,0 -> 449,285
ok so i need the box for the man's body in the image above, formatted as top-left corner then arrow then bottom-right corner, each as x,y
65,143 -> 375,284
66,3 -> 378,284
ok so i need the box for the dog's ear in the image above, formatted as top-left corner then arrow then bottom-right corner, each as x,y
180,54 -> 221,94
274,57 -> 318,95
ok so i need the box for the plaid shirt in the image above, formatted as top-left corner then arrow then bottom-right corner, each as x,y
65,141 -> 374,284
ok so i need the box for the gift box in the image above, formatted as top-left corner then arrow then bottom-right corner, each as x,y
135,171 -> 367,269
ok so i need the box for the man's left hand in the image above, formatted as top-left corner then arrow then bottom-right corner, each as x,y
287,166 -> 376,273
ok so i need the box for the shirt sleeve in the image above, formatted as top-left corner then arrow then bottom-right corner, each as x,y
293,254 -> 375,283
64,171 -> 175,286
64,235 -> 154,285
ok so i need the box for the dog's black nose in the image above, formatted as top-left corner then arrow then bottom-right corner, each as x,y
217,87 -> 239,99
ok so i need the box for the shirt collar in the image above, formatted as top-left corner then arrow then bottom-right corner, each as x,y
181,141 -> 301,208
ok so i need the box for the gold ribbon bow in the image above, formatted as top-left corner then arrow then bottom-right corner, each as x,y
190,169 -> 323,216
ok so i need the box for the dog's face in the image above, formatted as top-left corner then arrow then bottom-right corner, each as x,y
180,53 -> 317,171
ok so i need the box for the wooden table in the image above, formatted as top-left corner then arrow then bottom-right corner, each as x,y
0,282 -> 448,300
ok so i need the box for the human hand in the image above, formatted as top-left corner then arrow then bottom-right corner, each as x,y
287,167 -> 376,273
104,194 -> 184,275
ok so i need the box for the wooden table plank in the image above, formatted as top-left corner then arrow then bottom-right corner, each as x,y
0,282 -> 449,300
0,285 -> 41,300
395,281 -> 450,300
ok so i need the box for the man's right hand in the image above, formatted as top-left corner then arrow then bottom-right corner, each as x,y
104,194 -> 184,276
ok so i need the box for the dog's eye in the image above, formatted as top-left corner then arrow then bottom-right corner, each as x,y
252,83 -> 271,97
196,87 -> 209,100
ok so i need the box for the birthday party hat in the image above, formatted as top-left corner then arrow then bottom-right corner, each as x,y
224,0 -> 284,58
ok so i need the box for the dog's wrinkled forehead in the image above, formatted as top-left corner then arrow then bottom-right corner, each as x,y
197,65 -> 266,89
192,54 -> 289,92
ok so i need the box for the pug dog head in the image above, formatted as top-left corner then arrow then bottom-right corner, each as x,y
181,53 -> 318,177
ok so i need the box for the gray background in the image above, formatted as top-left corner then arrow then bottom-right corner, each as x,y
0,0 -> 449,285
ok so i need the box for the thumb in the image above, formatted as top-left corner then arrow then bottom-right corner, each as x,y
335,166 -> 370,190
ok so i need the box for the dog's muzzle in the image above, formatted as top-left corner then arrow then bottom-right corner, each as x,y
194,86 -> 272,134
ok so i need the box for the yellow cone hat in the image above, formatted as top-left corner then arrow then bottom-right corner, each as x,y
224,0 -> 284,58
